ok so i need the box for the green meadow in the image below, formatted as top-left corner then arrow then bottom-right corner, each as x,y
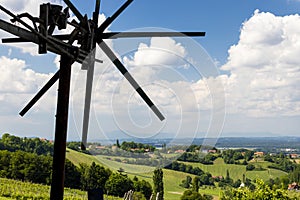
66,149 -> 288,199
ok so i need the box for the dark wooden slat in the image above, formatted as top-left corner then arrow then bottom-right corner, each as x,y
0,19 -> 39,43
19,71 -> 60,116
3,31 -> 205,43
98,39 -> 165,121
63,0 -> 84,22
96,0 -> 134,33
101,31 -> 206,39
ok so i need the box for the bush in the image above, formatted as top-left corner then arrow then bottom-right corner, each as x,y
246,164 -> 255,171
181,190 -> 213,200
220,179 -> 293,200
105,173 -> 133,197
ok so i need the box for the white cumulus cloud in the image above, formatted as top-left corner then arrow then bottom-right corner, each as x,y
221,10 -> 300,117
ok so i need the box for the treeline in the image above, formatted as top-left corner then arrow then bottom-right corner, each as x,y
119,141 -> 156,152
165,161 -> 214,186
0,134 -> 153,199
222,149 -> 254,165
0,150 -> 52,184
0,133 -> 53,155
91,148 -> 150,158
80,162 -> 152,199
264,153 -> 296,172
0,151 -> 152,198
177,152 -> 218,165
177,146 -> 254,165
0,150 -> 79,189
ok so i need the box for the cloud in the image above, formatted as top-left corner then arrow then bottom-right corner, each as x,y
68,37 -> 219,138
123,37 -> 187,68
0,56 -> 56,115
221,10 -> 300,117
0,0 -> 72,55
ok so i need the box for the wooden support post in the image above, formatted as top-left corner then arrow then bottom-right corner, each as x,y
50,55 -> 74,200
81,51 -> 95,150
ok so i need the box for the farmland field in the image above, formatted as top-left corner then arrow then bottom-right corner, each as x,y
180,158 -> 287,181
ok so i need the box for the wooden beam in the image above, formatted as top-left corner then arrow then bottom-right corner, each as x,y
50,55 -> 74,200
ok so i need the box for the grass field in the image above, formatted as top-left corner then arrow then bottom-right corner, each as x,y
66,149 -> 291,199
180,158 -> 287,181
65,149 -> 226,199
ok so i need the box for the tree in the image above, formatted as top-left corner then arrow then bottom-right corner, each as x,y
133,178 -> 153,200
225,169 -> 230,180
181,190 -> 203,200
81,162 -> 111,191
289,165 -> 300,183
180,176 -> 192,189
180,190 -> 212,200
105,173 -> 134,197
64,159 -> 81,189
153,168 -> 164,200
116,139 -> 120,148
232,179 -> 242,188
192,176 -> 200,192
246,164 -> 255,171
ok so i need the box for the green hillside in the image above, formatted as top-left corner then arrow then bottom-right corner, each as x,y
180,158 -> 287,181
66,149 -> 289,199
66,149 -> 222,199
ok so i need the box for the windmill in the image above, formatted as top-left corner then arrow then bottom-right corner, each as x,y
0,0 -> 205,199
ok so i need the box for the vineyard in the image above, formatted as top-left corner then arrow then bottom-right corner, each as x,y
0,178 -> 122,200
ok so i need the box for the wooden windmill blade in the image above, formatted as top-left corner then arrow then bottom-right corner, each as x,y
81,0 -> 206,149
81,0 -> 145,150
63,0 -> 84,22
101,31 -> 206,38
81,0 -> 101,150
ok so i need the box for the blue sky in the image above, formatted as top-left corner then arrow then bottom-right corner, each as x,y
0,0 -> 300,141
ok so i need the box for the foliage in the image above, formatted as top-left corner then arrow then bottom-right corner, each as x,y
0,150 -> 52,184
192,176 -> 200,192
0,133 -> 53,155
0,150 -> 82,189
180,176 -> 192,188
246,164 -> 255,171
105,173 -> 134,197
165,161 -> 205,176
222,149 -> 253,164
267,153 -> 296,172
132,191 -> 146,200
64,159 -> 81,189
80,162 -> 111,191
153,168 -> 164,200
177,152 -> 218,165
120,141 -> 155,152
289,165 -> 300,183
220,179 -> 294,200
232,179 -> 242,188
180,190 -> 213,200
133,177 -> 153,199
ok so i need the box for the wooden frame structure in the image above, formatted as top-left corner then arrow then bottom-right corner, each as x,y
0,1 -> 205,199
